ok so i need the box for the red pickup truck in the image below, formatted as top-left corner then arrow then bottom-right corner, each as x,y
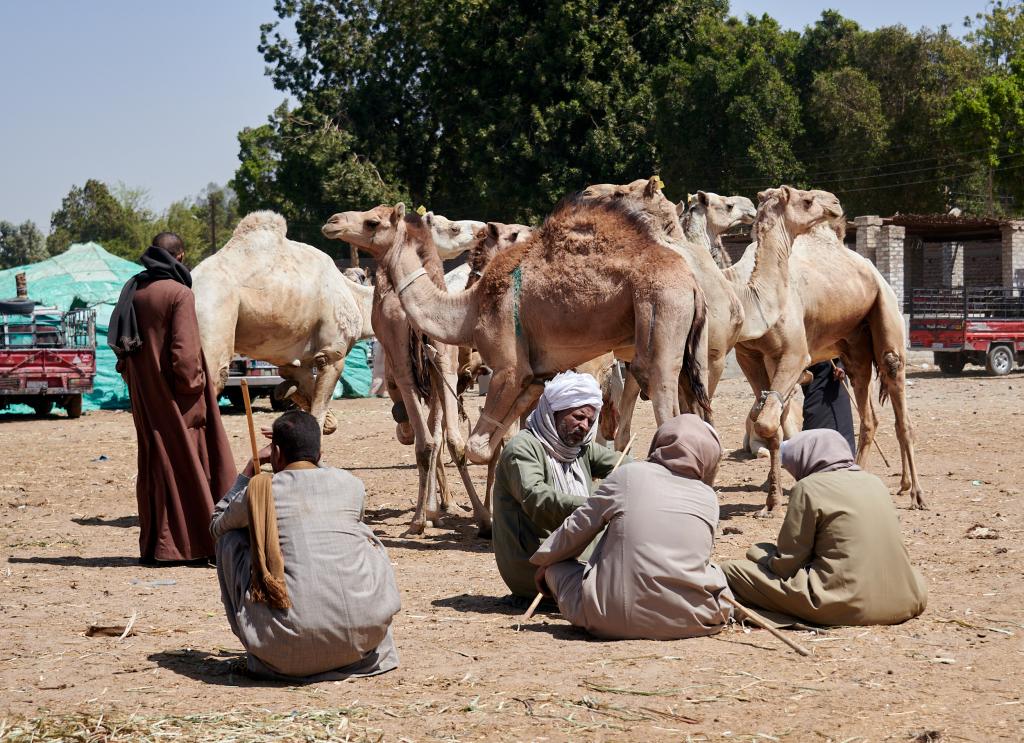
909,287 -> 1024,376
0,299 -> 96,417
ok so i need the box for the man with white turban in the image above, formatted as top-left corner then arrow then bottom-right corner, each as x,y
491,371 -> 625,598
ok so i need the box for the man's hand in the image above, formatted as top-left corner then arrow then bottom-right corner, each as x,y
243,443 -> 274,477
534,565 -> 552,598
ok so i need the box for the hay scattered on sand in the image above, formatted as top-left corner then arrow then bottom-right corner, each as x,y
0,708 -> 379,743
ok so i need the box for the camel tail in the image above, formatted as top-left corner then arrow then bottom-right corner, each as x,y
683,287 -> 712,417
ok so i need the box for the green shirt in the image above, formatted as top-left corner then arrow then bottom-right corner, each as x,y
492,431 -> 623,597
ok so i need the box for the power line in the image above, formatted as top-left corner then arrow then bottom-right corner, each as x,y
833,161 -> 1024,194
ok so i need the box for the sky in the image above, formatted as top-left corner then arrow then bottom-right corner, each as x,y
0,0 -> 991,232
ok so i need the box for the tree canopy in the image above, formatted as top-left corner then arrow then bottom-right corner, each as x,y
236,0 -> 1024,226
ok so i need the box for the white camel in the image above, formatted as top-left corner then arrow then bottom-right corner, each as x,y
193,211 -> 373,433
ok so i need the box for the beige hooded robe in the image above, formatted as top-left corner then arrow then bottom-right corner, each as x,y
721,429 -> 927,626
530,415 -> 733,640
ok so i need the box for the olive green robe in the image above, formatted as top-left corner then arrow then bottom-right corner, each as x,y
492,432 -> 622,598
722,470 -> 927,626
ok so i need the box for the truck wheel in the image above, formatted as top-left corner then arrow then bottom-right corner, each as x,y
32,399 -> 54,416
65,394 -> 83,419
985,345 -> 1014,376
935,352 -> 966,375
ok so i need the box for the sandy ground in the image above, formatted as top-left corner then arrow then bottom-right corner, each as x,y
1,365 -> 1022,741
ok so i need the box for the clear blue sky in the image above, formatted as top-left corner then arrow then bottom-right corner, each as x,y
0,1 -> 990,232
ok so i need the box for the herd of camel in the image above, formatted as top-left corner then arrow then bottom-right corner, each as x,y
188,177 -> 923,537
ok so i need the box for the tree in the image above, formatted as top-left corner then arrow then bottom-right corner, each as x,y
47,179 -> 138,258
193,183 -> 240,257
0,220 -> 47,269
233,101 -> 407,255
253,0 -> 726,222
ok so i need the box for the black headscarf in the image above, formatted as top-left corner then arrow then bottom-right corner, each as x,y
108,245 -> 192,358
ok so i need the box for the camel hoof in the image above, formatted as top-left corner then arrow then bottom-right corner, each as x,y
753,507 -> 776,519
402,522 -> 426,538
911,498 -> 928,510
477,526 -> 493,540
322,409 -> 338,435
755,446 -> 770,459
395,422 -> 415,446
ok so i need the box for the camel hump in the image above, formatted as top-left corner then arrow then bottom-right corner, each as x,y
231,210 -> 288,239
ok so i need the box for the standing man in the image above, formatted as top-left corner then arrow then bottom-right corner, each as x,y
110,232 -> 235,565
801,360 -> 856,456
491,371 -> 624,599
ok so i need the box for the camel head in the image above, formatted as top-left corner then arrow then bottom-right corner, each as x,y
322,203 -> 408,260
580,176 -> 683,240
756,186 -> 843,239
428,213 -> 486,260
467,222 -> 534,288
683,191 -> 757,237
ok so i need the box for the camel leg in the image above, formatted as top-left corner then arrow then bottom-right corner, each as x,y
389,369 -> 436,536
424,401 -> 445,525
878,351 -> 925,509
467,365 -> 541,463
752,348 -> 810,516
840,347 -> 879,468
307,353 -> 343,434
613,369 -> 641,451
735,347 -> 771,458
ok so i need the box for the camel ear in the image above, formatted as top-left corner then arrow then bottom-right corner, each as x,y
486,222 -> 501,240
424,210 -> 434,226
392,203 -> 406,225
675,200 -> 686,217
644,176 -> 660,198
756,189 -> 774,204
697,190 -> 710,207
779,186 -> 795,203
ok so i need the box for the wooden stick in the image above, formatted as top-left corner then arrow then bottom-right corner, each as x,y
721,594 -> 811,657
519,433 -> 638,624
239,380 -> 260,474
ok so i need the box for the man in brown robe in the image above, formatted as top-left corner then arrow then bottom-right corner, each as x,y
530,414 -> 733,640
110,232 -> 235,564
722,429 -> 927,626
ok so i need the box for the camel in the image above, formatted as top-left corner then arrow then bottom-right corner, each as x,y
322,196 -> 711,467
323,211 -> 491,537
735,186 -> 923,513
680,191 -> 757,270
192,211 -> 373,433
581,182 -> 925,517
578,179 -> 749,450
429,214 -> 486,260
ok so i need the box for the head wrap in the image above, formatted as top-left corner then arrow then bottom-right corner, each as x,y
108,245 -> 193,358
780,429 -> 861,481
647,414 -> 722,485
526,371 -> 603,499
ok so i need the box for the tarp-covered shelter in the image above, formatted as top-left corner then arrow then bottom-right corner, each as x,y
0,242 -> 140,410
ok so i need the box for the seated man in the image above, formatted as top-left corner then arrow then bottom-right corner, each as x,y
211,410 -> 400,680
492,371 -> 623,598
530,414 -> 733,640
722,429 -> 927,626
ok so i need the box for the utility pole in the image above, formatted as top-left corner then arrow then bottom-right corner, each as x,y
207,193 -> 218,257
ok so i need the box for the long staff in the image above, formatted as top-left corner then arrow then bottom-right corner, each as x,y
519,434 -> 638,625
240,380 -> 261,473
721,594 -> 811,657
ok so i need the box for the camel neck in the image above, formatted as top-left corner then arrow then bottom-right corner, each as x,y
732,215 -> 793,339
385,232 -> 479,346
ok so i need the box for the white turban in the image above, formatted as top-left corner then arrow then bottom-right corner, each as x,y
540,371 -> 603,414
525,371 -> 604,499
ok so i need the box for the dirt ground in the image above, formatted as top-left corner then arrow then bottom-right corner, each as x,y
1,364 -> 1022,742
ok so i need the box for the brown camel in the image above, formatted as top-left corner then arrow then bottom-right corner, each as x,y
737,186 -> 924,513
579,178 -> 746,449
324,215 -> 491,537
322,197 -> 711,466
